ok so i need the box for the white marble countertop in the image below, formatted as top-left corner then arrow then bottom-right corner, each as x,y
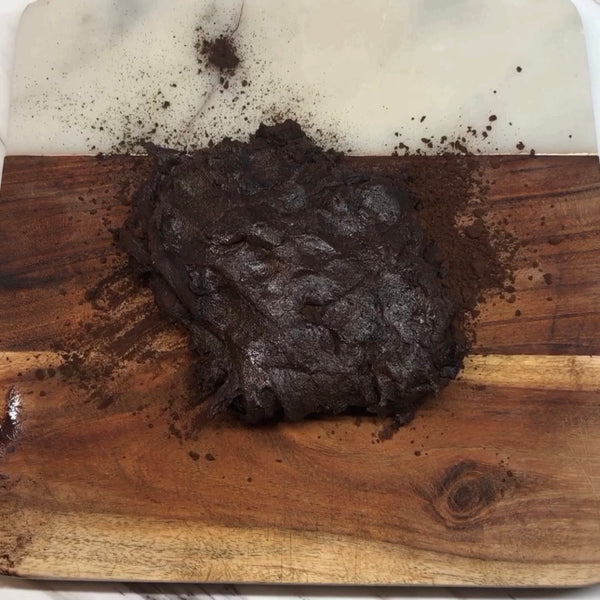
4,0 -> 598,157
1,579 -> 599,600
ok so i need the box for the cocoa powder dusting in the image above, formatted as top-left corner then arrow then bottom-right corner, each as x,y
397,154 -> 518,340
199,36 -> 240,71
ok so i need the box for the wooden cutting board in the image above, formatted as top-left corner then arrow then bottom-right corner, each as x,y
0,154 -> 599,585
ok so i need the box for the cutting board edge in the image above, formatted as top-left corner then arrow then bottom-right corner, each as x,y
2,511 -> 600,586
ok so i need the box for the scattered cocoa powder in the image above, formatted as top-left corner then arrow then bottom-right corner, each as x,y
393,154 -> 518,344
199,36 -> 240,71
58,104 -> 525,437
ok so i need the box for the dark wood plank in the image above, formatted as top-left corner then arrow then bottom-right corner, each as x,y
1,155 -> 598,354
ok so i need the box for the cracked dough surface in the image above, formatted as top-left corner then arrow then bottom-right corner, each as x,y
119,121 -> 465,422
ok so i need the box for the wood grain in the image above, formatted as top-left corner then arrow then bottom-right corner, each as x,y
0,155 -> 599,585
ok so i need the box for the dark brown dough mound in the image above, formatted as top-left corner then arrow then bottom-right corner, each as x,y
119,121 -> 465,423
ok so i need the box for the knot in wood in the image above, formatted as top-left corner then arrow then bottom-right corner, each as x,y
433,460 -> 501,528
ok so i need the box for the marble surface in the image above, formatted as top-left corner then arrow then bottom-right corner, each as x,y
5,0 -> 596,157
0,579 -> 599,600
572,0 -> 600,151
0,0 -> 35,183
1,0 -> 600,597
